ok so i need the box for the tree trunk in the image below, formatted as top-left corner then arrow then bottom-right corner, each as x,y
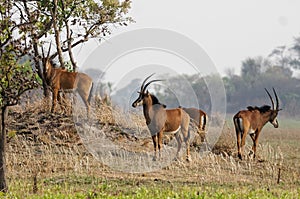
0,107 -> 8,192
53,0 -> 65,69
60,0 -> 77,71
42,81 -> 50,98
66,21 -> 77,71
33,39 -> 50,98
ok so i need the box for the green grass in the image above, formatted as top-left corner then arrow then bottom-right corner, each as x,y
4,176 -> 300,199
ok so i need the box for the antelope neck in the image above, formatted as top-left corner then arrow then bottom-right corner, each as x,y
46,66 -> 58,86
45,64 -> 53,83
256,110 -> 274,127
142,95 -> 154,125
142,95 -> 161,125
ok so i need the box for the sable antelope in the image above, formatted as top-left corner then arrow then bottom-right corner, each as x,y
233,88 -> 281,160
132,74 -> 191,161
42,46 -> 93,116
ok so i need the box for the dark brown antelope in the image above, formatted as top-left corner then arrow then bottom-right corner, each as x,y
42,46 -> 93,116
233,88 -> 281,160
132,74 -> 191,161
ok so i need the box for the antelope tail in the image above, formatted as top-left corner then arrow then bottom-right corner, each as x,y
88,82 -> 94,104
202,114 -> 207,131
234,117 -> 243,136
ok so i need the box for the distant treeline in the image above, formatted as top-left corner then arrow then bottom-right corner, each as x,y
107,35 -> 300,117
153,71 -> 299,117
108,68 -> 300,117
109,71 -> 298,118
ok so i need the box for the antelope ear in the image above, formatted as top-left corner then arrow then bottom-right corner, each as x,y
146,90 -> 149,95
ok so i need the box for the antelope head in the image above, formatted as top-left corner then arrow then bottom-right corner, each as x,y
132,74 -> 163,108
41,43 -> 52,73
265,88 -> 281,128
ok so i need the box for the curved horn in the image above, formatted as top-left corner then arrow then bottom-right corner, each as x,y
47,43 -> 52,58
273,87 -> 279,110
41,47 -> 45,59
143,79 -> 163,92
265,88 -> 275,110
140,73 -> 155,92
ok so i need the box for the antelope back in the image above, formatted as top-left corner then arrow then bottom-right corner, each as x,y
182,108 -> 200,122
75,72 -> 93,96
57,70 -> 92,90
182,107 -> 206,130
165,108 -> 184,132
56,70 -> 77,89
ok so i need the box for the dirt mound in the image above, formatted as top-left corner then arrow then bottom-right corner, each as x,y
7,100 -> 235,156
8,105 -> 79,146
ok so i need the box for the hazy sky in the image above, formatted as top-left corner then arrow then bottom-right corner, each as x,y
78,0 -> 300,80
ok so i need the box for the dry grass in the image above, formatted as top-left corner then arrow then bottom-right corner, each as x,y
4,98 -> 300,196
210,122 -> 236,156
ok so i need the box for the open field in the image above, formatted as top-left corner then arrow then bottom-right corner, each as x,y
3,100 -> 300,198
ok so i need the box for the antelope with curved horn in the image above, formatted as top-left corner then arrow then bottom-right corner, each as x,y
233,88 -> 281,160
42,45 -> 93,117
132,74 -> 192,161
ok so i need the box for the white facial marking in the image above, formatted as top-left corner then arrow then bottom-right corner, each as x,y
272,118 -> 278,126
136,99 -> 143,106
